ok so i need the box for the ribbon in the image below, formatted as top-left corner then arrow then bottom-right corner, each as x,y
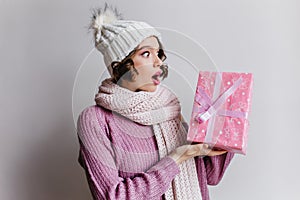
194,73 -> 246,144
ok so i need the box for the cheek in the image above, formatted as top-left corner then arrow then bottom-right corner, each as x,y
135,67 -> 152,81
133,57 -> 152,68
132,57 -> 141,67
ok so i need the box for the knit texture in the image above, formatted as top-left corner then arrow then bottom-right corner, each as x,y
77,105 -> 234,200
98,21 -> 162,75
89,6 -> 162,77
94,78 -> 201,199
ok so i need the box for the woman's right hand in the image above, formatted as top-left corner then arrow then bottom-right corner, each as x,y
168,144 -> 227,165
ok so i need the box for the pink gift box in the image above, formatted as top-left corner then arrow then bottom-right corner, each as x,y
187,71 -> 253,155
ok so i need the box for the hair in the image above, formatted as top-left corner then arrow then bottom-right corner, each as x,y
110,37 -> 169,84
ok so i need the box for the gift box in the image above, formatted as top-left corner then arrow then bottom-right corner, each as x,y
187,71 -> 253,155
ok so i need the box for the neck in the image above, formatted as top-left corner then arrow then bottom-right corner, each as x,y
118,79 -> 137,92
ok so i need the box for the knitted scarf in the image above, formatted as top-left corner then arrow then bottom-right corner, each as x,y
95,78 -> 202,200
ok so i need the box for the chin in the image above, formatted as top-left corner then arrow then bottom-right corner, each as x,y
137,85 -> 157,92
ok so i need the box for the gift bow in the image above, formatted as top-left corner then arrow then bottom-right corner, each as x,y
195,76 -> 247,123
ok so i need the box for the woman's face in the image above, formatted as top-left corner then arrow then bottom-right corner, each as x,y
121,36 -> 164,92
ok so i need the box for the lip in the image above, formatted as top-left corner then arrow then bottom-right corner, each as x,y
154,71 -> 162,76
152,79 -> 160,85
152,71 -> 162,85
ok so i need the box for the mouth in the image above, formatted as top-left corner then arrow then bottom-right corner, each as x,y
152,71 -> 162,85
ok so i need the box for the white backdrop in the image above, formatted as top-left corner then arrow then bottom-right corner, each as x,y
1,0 -> 299,199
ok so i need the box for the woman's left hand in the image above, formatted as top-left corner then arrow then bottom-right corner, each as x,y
168,144 -> 227,165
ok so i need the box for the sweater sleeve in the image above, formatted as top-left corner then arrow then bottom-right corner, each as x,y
181,120 -> 234,186
77,106 -> 180,200
199,152 -> 234,186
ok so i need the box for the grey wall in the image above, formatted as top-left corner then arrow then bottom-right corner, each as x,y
1,0 -> 299,199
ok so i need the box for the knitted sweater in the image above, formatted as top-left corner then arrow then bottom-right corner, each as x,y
77,105 -> 234,200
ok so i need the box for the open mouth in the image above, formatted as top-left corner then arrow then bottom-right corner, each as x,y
152,71 -> 162,85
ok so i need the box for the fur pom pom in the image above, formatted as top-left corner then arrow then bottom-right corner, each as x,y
89,3 -> 123,42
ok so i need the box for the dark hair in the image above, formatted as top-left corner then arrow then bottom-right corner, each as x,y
111,39 -> 168,84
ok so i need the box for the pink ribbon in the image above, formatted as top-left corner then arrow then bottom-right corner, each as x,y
195,76 -> 246,123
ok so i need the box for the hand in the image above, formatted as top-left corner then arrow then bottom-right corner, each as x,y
168,144 -> 227,165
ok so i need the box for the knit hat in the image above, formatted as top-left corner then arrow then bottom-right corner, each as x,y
89,4 -> 162,77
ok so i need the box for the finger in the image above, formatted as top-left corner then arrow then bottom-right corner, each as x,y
199,144 -> 211,156
185,145 -> 199,156
186,144 -> 207,157
207,150 -> 227,156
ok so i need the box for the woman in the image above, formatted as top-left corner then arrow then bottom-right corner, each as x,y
77,4 -> 234,200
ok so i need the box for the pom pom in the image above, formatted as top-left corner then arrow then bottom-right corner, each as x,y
89,3 -> 123,42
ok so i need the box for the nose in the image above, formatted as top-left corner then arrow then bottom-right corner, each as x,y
153,54 -> 163,68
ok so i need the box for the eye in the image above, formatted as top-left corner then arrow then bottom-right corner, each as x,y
141,51 -> 150,57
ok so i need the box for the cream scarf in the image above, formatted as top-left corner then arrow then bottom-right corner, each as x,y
95,78 -> 202,200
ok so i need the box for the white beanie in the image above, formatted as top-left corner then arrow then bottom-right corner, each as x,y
89,4 -> 162,77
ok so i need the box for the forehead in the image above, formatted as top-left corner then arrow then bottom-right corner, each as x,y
137,36 -> 160,49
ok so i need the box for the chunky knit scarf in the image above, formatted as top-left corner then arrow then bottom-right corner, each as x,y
95,78 -> 202,200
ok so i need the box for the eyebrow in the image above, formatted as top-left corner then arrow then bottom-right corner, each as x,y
136,45 -> 160,51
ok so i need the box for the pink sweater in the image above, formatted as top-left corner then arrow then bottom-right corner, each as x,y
77,105 -> 234,200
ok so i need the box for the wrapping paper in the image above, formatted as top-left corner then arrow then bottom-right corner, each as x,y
187,71 -> 253,154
